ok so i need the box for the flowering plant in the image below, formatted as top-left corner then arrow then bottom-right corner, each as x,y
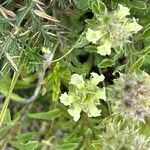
0,0 -> 150,149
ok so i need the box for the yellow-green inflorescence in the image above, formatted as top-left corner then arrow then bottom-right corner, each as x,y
86,4 -> 143,56
60,72 -> 106,122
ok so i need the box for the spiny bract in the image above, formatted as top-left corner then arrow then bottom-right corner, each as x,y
113,72 -> 150,122
92,123 -> 150,150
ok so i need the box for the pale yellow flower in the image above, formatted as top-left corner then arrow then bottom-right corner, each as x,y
116,4 -> 130,19
42,47 -> 50,53
85,101 -> 101,117
90,72 -> 105,86
69,74 -> 85,89
60,72 -> 106,122
97,39 -> 112,56
124,18 -> 143,33
60,93 -> 75,106
68,103 -> 82,122
95,88 -> 106,100
86,28 -> 103,44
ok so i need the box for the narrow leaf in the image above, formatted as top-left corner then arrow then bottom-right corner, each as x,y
98,59 -> 115,68
0,5 -> 16,17
131,0 -> 146,9
34,10 -> 60,22
28,109 -> 61,120
10,141 -> 38,150
92,1 -> 106,15
131,56 -> 145,71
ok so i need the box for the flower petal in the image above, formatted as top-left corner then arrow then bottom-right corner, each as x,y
97,39 -> 112,56
124,18 -> 143,33
95,88 -> 106,100
116,4 -> 130,19
86,28 -> 103,44
68,103 -> 82,122
87,103 -> 101,117
91,72 -> 105,86
70,74 -> 85,89
60,92 -> 70,106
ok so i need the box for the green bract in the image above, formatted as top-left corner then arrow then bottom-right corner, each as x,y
60,72 -> 106,121
86,4 -> 143,56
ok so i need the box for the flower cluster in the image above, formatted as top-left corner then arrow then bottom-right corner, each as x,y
60,72 -> 106,121
86,4 -> 143,56
113,72 -> 150,122
93,124 -> 150,150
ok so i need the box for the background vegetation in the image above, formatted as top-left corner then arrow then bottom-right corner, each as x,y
0,0 -> 150,149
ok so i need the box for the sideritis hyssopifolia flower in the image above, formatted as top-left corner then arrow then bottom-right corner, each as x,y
59,72 -> 106,122
92,123 -> 150,150
86,4 -> 143,56
112,72 -> 150,122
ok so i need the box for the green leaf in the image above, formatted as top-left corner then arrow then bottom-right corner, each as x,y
0,87 -> 26,102
52,63 -> 61,101
114,47 -> 122,54
3,109 -> 11,125
136,46 -> 150,56
111,0 -> 119,9
0,76 -> 26,102
16,1 -> 33,26
42,72 -> 52,84
16,73 -> 37,90
65,125 -> 81,141
74,0 -> 89,10
74,33 -> 89,49
43,62 -> 71,101
142,23 -> 150,39
114,64 -> 126,73
144,54 -> 150,65
56,143 -> 79,150
28,109 -> 62,120
91,1 -> 106,15
131,0 -> 146,9
98,59 -> 115,68
16,132 -> 37,143
131,56 -> 145,71
10,141 -> 38,150
84,46 -> 98,53
0,124 -> 13,138
52,78 -> 60,101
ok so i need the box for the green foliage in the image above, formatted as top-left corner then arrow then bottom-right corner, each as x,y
92,1 -> 106,15
28,109 -> 62,120
0,0 -> 150,149
10,141 -> 38,150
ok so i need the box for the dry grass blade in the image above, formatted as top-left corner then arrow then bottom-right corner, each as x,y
5,53 -> 18,72
0,5 -> 16,18
12,26 -> 20,35
34,10 -> 60,22
36,3 -> 45,12
19,30 -> 30,37
0,6 -> 8,19
33,0 -> 45,6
